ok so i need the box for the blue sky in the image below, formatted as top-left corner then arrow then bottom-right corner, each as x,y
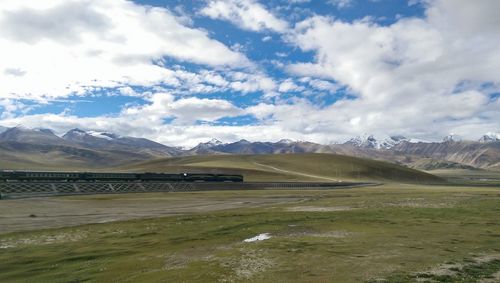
0,0 -> 499,147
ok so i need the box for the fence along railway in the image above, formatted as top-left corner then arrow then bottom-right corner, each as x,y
0,170 -> 370,199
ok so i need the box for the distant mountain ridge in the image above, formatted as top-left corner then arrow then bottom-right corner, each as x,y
344,134 -> 410,149
62,128 -> 182,156
0,126 -> 70,145
186,133 -> 500,170
0,127 -> 182,169
0,125 -> 499,171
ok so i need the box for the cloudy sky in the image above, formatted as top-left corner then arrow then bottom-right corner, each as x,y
0,0 -> 499,147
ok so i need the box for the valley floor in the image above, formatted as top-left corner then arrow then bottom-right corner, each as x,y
0,183 -> 499,282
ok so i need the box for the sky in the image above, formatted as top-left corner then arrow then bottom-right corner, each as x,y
0,0 -> 499,147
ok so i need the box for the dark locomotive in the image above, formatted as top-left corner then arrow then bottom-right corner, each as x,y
0,171 -> 243,183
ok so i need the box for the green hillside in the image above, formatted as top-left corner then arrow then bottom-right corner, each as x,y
120,153 -> 445,183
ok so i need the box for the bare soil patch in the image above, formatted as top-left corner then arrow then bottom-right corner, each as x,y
0,193 -> 303,234
286,205 -> 354,212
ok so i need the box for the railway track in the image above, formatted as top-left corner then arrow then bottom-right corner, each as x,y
0,181 -> 374,199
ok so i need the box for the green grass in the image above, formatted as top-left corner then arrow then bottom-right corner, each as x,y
430,168 -> 500,186
1,184 -> 499,282
119,153 -> 445,183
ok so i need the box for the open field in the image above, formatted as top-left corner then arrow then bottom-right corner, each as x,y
1,155 -> 498,282
1,183 -> 499,282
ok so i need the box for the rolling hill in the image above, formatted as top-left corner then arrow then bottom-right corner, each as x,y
119,153 -> 445,184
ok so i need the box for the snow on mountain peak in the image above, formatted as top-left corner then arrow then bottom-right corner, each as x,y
345,134 -> 409,149
87,131 -> 117,141
208,138 -> 223,146
66,128 -> 86,136
193,138 -> 224,150
479,132 -> 500,143
443,134 -> 461,142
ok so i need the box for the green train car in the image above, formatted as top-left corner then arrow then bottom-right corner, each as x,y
0,171 -> 243,183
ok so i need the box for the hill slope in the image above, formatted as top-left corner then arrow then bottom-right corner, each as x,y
120,153 -> 445,183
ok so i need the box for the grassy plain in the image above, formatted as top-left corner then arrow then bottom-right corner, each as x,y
0,154 -> 498,282
430,168 -> 500,186
1,183 -> 499,282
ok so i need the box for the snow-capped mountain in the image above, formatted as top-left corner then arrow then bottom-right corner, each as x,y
344,134 -> 410,149
187,138 -> 226,154
0,126 -> 68,145
62,128 -> 182,156
63,128 -> 114,146
344,134 -> 378,148
64,129 -> 121,142
443,134 -> 462,142
87,131 -> 120,141
478,132 -> 500,143
276,139 -> 295,144
196,138 -> 224,150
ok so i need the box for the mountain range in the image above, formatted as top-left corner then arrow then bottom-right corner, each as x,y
0,126 -> 498,171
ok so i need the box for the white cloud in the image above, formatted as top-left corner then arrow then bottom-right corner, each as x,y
1,0 -> 499,145
200,0 -> 289,32
285,0 -> 500,140
0,93 -> 246,147
123,93 -> 243,125
0,99 -> 34,119
305,78 -> 340,93
278,79 -> 304,93
328,0 -> 354,9
262,35 -> 272,42
227,71 -> 277,93
0,0 -> 248,101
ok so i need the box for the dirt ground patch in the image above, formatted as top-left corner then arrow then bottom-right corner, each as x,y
414,254 -> 500,281
219,248 -> 275,281
286,205 -> 354,212
0,192 -> 303,234
480,270 -> 500,283
0,230 -> 88,249
287,230 -> 354,238
383,197 -> 456,208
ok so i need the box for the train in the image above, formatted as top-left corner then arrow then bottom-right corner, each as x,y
0,171 -> 244,183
